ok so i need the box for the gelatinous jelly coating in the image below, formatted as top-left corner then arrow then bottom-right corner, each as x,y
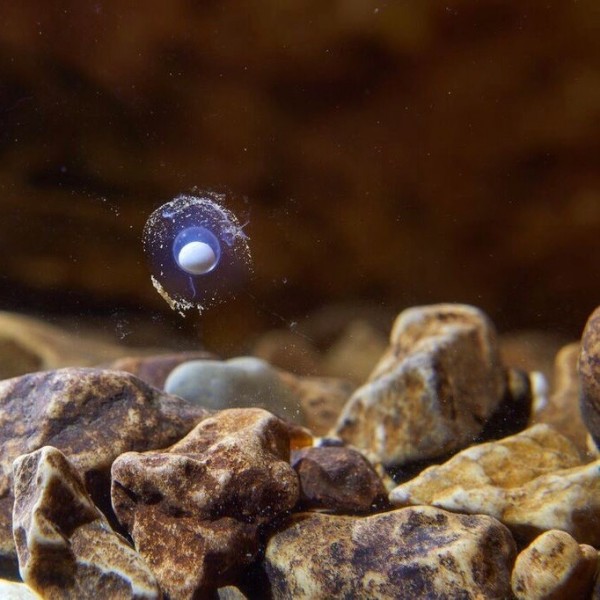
142,192 -> 251,314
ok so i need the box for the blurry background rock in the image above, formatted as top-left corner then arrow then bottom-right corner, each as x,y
0,0 -> 598,353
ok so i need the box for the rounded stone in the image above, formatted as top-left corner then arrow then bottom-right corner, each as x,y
164,357 -> 303,422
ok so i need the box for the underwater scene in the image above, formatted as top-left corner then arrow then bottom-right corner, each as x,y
0,2 -> 599,598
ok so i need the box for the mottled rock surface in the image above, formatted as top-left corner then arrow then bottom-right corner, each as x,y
579,306 -> 600,449
391,424 -> 600,545
264,506 -> 516,599
0,367 -> 207,576
511,530 -> 598,600
333,304 -> 506,466
165,356 -> 304,423
13,446 -> 159,599
291,446 -> 387,513
111,408 -> 300,599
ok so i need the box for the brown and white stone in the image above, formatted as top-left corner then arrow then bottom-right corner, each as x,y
579,306 -> 600,450
111,408 -> 300,599
333,304 -> 506,466
0,367 -> 208,577
291,446 -> 387,513
391,424 -> 600,545
263,506 -> 516,599
511,530 -> 598,600
13,446 -> 159,599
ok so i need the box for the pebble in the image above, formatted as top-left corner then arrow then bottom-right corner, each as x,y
0,367 -> 207,577
333,304 -> 506,466
111,408 -> 299,598
390,424 -> 600,545
13,446 -> 159,599
511,529 -> 598,600
291,446 -> 388,513
164,356 -> 304,422
263,506 -> 516,599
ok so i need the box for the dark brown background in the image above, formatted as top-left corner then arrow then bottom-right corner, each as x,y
0,0 -> 598,353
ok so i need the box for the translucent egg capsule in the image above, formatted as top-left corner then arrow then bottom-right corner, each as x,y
142,192 -> 251,315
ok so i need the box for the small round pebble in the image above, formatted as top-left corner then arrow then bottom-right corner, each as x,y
164,357 -> 304,422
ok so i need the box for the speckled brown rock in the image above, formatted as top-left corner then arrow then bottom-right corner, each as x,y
0,367 -> 208,577
111,408 -> 300,599
291,446 -> 387,513
579,306 -> 600,450
511,530 -> 598,600
390,424 -> 600,545
264,506 -> 516,599
333,304 -> 506,466
533,342 -> 590,454
13,446 -> 159,599
279,372 -> 355,436
105,351 -> 215,389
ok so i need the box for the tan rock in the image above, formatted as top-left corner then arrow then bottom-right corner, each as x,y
391,424 -> 600,545
579,306 -> 600,450
279,372 -> 354,436
264,506 -> 516,599
0,367 -> 207,577
291,446 -> 387,513
333,304 -> 506,466
0,312 -> 130,380
13,446 -> 159,599
533,342 -> 589,454
111,408 -> 300,599
511,530 -> 598,600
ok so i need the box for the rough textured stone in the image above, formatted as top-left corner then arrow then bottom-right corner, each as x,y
13,446 -> 159,599
511,530 -> 598,600
164,356 -> 304,423
291,446 -> 387,513
579,306 -> 600,450
111,408 -> 300,599
264,506 -> 516,599
0,367 -> 208,577
105,351 -> 215,389
533,342 -> 590,454
390,424 -> 600,545
333,304 -> 506,466
0,580 -> 41,599
279,372 -> 354,436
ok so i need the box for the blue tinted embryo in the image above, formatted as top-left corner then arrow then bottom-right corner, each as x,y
142,192 -> 251,315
